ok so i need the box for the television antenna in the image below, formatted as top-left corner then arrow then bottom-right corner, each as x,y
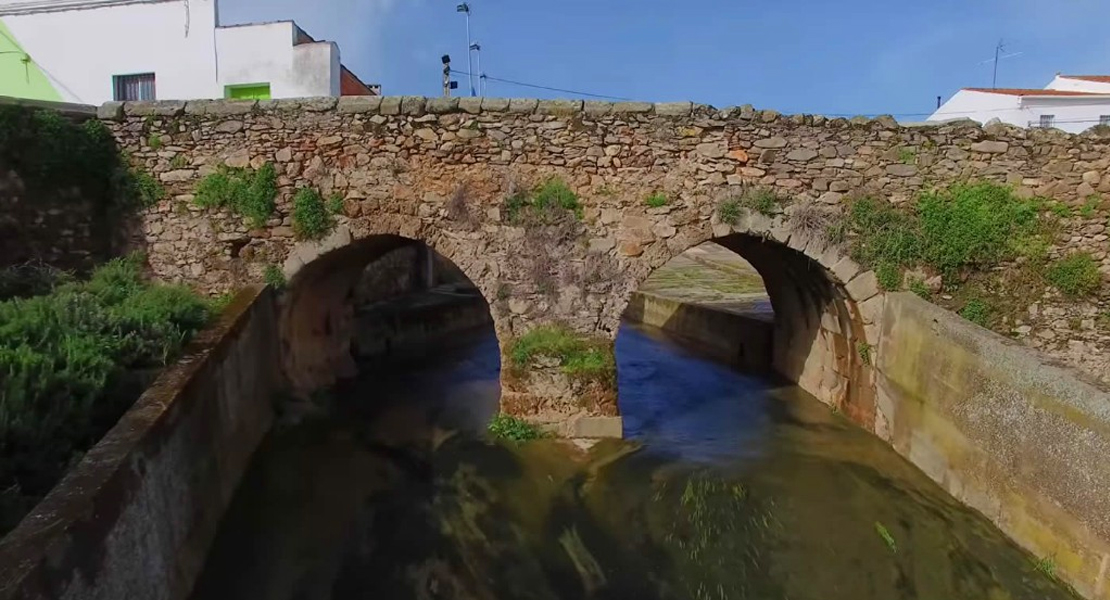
979,39 -> 1023,89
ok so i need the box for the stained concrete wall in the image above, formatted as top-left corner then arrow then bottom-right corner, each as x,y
0,286 -> 280,600
876,292 -> 1110,599
622,291 -> 773,373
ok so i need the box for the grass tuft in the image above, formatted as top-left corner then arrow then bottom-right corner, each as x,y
1046,252 -> 1102,297
194,163 -> 277,228
508,325 -> 614,386
487,414 -> 547,442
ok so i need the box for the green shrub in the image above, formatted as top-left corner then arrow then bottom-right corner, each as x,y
147,134 -> 163,150
908,278 -> 931,300
326,194 -> 345,215
645,193 -> 668,208
292,187 -> 335,240
170,154 -> 189,169
508,325 -> 614,385
487,414 -> 546,442
263,265 -> 286,289
126,169 -> 166,208
717,198 -> 741,225
959,298 -> 992,327
504,177 -> 583,224
856,342 -> 872,365
0,255 -> 211,533
740,187 -> 779,216
194,163 -> 277,227
917,183 -> 1039,275
876,263 -> 902,291
0,262 -> 73,301
1046,253 -> 1102,297
843,197 -> 922,277
1080,196 -> 1101,219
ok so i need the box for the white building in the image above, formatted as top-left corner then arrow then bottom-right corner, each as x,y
929,75 -> 1110,133
0,0 -> 378,104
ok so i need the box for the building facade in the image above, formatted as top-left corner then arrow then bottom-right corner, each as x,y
0,0 -> 376,104
929,75 -> 1110,133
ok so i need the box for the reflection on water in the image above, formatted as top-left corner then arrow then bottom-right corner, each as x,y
191,325 -> 1079,600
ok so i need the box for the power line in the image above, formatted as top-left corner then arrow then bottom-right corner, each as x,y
449,69 -> 633,101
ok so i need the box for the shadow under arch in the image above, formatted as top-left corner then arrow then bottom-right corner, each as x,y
621,229 -> 877,429
278,230 -> 499,395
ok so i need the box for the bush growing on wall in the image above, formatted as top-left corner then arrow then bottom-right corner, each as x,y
291,187 -> 340,240
0,254 -> 212,534
194,163 -> 278,227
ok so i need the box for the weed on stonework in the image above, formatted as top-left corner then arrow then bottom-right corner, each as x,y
504,177 -> 583,224
292,187 -> 337,240
487,414 -> 547,442
717,198 -> 741,225
263,265 -> 287,290
1047,253 -> 1102,298
645,192 -> 668,208
508,325 -> 615,386
194,163 -> 278,228
147,134 -> 163,150
959,298 -> 992,327
737,187 -> 780,216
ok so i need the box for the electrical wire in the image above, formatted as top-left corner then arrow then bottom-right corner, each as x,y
449,69 -> 632,101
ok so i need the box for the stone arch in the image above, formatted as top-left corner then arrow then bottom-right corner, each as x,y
278,226 -> 502,393
616,212 -> 882,429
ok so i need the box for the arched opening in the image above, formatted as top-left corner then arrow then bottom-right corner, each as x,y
278,232 -> 501,432
617,231 -> 876,450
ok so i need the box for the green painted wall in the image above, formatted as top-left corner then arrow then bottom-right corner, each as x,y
225,84 -> 271,100
0,20 -> 62,102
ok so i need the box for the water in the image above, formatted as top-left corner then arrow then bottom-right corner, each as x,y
190,324 -> 1080,600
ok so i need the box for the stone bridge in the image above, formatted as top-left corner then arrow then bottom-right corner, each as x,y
100,96 -> 1109,435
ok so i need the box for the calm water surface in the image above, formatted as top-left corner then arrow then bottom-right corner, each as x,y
190,324 -> 1078,600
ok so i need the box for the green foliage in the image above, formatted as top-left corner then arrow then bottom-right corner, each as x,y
644,192 -> 668,208
508,325 -> 615,385
856,342 -> 872,365
504,177 -> 583,224
1049,202 -> 1071,218
843,197 -> 922,279
1046,253 -> 1102,297
908,277 -> 932,300
876,263 -> 902,291
193,163 -> 277,227
0,262 -> 73,302
897,147 -> 916,165
738,187 -> 779,216
291,187 -> 335,240
263,265 -> 286,289
1080,196 -> 1101,219
717,198 -> 741,225
487,414 -> 546,442
917,183 -> 1039,275
147,134 -> 163,150
1097,311 -> 1110,332
959,298 -> 992,327
170,154 -> 189,169
0,105 -> 142,212
0,255 -> 211,533
207,291 -> 237,315
874,521 -> 897,553
326,194 -> 345,215
1033,556 -> 1057,580
123,169 -> 166,208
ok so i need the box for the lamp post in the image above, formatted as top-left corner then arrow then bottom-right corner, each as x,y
456,3 -> 475,96
470,42 -> 483,96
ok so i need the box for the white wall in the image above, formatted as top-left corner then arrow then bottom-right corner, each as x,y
1047,75 -> 1110,94
0,0 -> 220,104
929,89 -> 1110,133
216,22 -> 338,98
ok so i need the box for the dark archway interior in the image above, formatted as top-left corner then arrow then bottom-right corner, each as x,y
619,233 -> 874,428
279,235 -> 498,400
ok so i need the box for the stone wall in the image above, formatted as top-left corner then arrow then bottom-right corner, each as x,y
98,96 -> 1109,421
0,287 -> 280,600
875,292 -> 1110,599
0,101 -> 117,272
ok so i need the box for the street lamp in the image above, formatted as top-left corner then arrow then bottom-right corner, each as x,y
469,42 -> 483,96
456,3 -> 475,96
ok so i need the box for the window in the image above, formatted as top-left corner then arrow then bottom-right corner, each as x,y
1100,115 -> 1110,126
1039,114 -> 1055,128
225,84 -> 271,100
113,73 -> 156,101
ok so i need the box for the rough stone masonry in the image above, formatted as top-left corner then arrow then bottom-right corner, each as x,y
98,96 -> 1109,430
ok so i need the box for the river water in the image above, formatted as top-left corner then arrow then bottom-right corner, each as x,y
190,324 -> 1079,600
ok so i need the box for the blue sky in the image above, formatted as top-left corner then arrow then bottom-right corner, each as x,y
218,0 -> 1110,117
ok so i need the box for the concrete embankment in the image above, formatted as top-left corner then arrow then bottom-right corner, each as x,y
353,284 -> 493,363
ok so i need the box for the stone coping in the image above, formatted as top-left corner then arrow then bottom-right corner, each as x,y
92,96 -> 1109,138
0,285 -> 267,598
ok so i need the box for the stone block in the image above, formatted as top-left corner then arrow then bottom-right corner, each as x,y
425,97 -> 458,113
786,148 -> 819,161
845,270 -> 881,302
400,96 -> 426,115
970,140 -> 1009,154
208,100 -> 257,116
479,97 -> 509,112
886,164 -> 918,177
654,101 -> 692,117
753,137 -> 787,149
337,96 -> 381,114
508,98 -> 539,113
97,102 -> 124,121
301,97 -> 338,112
569,416 -> 623,439
830,255 -> 862,283
124,101 -> 157,117
536,99 -> 583,115
695,141 -> 727,159
379,97 -> 402,115
611,101 -> 653,114
583,101 -> 613,116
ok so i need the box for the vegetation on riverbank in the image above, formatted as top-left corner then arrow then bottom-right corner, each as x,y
507,325 -> 615,387
0,255 -> 214,535
487,414 -> 547,442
